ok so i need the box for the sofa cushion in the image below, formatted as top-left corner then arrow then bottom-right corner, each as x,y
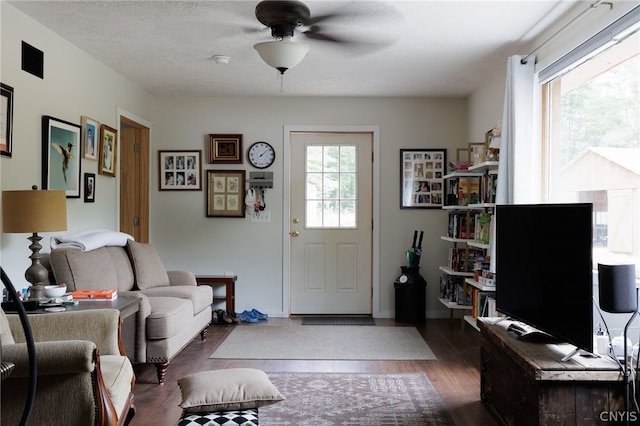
127,241 -> 171,290
52,247 -> 119,290
100,354 -> 134,417
146,297 -> 193,339
141,285 -> 213,316
177,368 -> 284,413
105,247 -> 135,291
0,309 -> 15,345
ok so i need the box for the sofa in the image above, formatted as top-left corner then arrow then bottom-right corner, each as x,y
49,240 -> 213,384
1,308 -> 135,426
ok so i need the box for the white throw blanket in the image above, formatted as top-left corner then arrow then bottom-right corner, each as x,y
50,229 -> 134,252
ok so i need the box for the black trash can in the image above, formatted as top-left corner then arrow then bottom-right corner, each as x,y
394,266 -> 426,323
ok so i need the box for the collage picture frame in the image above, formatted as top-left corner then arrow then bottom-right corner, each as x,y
400,148 -> 447,209
206,170 -> 245,218
159,150 -> 202,190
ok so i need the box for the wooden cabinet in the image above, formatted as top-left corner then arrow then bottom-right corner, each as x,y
479,318 -> 626,426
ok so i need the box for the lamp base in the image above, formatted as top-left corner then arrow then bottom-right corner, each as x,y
26,284 -> 47,302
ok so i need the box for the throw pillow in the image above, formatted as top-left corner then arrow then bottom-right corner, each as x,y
177,368 -> 284,413
0,309 -> 15,345
127,241 -> 170,289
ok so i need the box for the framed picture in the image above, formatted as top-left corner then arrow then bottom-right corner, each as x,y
42,115 -> 82,198
206,170 -> 245,218
159,150 -> 202,190
99,124 -> 118,177
400,148 -> 447,209
81,116 -> 99,160
0,83 -> 14,157
84,173 -> 96,202
208,134 -> 243,164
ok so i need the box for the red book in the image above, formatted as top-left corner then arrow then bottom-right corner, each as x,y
71,289 -> 118,301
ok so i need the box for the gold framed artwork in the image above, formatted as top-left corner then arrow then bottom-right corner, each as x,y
206,170 -> 245,218
208,134 -> 242,164
159,150 -> 202,190
400,148 -> 447,209
99,124 -> 117,177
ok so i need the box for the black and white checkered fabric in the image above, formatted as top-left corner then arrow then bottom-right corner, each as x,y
177,409 -> 259,426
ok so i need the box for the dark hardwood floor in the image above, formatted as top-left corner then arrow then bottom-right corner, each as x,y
129,317 -> 498,426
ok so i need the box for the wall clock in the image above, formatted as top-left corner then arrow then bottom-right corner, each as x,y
247,141 -> 275,169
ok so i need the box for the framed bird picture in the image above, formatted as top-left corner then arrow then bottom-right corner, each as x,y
99,124 -> 118,177
42,115 -> 82,198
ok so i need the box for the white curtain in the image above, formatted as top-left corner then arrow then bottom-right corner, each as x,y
490,55 -> 537,272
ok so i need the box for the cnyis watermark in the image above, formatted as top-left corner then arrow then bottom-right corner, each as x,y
599,411 -> 639,422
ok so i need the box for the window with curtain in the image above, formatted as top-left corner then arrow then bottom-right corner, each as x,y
541,29 -> 639,278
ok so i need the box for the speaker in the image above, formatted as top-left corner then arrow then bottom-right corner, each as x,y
598,263 -> 637,313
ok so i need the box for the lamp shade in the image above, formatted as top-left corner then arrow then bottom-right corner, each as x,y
598,263 -> 637,313
254,37 -> 309,74
2,188 -> 67,233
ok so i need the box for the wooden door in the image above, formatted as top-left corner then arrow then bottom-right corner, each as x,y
119,117 -> 149,242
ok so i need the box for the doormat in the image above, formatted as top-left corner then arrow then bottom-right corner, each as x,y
260,372 -> 454,425
301,316 -> 375,326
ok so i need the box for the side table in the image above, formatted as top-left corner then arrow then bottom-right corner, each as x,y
195,275 -> 236,313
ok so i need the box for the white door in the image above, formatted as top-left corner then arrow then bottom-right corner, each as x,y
289,131 -> 373,314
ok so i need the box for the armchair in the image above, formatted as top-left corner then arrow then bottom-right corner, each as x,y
1,309 -> 135,426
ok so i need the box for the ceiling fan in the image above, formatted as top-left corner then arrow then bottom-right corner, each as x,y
251,0 -> 396,74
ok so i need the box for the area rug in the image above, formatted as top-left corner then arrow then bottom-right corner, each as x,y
301,316 -> 376,326
260,372 -> 454,425
209,325 -> 436,360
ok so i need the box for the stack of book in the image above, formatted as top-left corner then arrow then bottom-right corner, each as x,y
70,289 -> 118,301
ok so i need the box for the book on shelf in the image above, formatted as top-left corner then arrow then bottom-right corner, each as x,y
457,176 -> 481,205
71,289 -> 118,301
448,247 -> 485,272
448,211 -> 476,239
474,212 -> 492,244
471,289 -> 493,318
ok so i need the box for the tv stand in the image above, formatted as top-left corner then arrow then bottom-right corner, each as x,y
479,318 -> 626,425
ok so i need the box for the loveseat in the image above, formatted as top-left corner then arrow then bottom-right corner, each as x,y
49,240 -> 213,384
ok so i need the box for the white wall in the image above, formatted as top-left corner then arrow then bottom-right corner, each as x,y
152,97 -> 468,317
0,4 -> 155,284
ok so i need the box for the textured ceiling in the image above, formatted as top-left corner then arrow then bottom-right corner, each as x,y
8,1 -> 580,97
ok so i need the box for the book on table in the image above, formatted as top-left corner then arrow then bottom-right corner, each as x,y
71,289 -> 118,301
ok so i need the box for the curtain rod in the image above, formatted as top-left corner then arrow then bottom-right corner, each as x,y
521,0 -> 613,64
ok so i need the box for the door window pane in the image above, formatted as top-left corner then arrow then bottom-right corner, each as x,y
306,145 -> 358,229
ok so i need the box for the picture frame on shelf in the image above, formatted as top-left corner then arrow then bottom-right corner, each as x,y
42,115 -> 82,198
159,150 -> 202,190
208,134 -> 242,164
81,116 -> 99,160
206,170 -> 245,218
84,173 -> 96,202
400,148 -> 446,209
1,83 -> 14,157
99,124 -> 117,177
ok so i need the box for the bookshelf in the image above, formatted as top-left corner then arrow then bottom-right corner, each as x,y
439,133 -> 498,332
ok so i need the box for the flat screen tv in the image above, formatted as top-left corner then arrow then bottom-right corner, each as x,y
495,203 -> 593,353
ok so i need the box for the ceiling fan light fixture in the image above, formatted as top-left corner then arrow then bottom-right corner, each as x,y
254,37 -> 309,74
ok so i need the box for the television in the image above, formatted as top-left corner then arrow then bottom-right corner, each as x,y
495,203 -> 594,353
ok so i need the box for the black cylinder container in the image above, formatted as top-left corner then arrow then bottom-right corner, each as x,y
394,266 -> 426,323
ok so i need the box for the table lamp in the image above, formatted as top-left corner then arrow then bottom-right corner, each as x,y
2,185 -> 67,301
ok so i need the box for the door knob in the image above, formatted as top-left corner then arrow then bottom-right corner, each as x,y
289,230 -> 300,237
292,218 -> 300,224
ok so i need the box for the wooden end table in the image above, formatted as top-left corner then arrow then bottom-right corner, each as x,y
195,275 -> 236,313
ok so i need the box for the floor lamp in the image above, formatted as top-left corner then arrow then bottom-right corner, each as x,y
2,186 -> 67,301
598,263 -> 638,425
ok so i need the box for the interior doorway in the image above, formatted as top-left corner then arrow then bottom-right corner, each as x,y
119,115 -> 150,243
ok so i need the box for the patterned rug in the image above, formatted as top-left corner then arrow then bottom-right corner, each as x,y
301,316 -> 376,325
260,372 -> 454,425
